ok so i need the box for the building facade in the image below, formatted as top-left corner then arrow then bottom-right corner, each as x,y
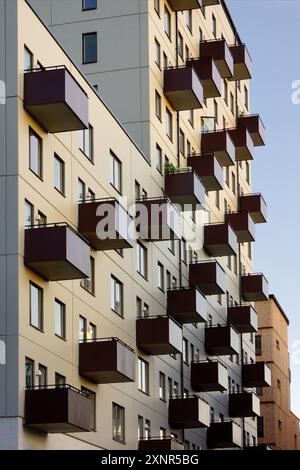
255,295 -> 300,450
0,0 -> 270,450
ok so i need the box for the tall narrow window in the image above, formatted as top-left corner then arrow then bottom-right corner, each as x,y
111,276 -> 124,317
38,364 -> 47,387
138,415 -> 144,440
54,154 -> 65,195
232,172 -> 236,194
110,151 -> 122,193
244,85 -> 249,110
186,10 -> 192,33
79,315 -> 87,341
37,210 -> 47,226
181,238 -> 187,264
224,80 -> 228,104
155,91 -> 162,120
112,403 -> 125,443
155,38 -> 161,68
156,144 -> 163,173
214,100 -> 218,124
30,282 -> 43,331
82,0 -> 97,11
212,14 -> 217,38
183,338 -> 188,364
230,92 -> 235,114
78,178 -> 86,201
158,262 -> 164,291
189,110 -> 194,128
159,372 -> 166,401
166,108 -> 173,141
80,125 -> 94,162
179,129 -> 185,155
83,33 -> 97,64
255,335 -> 262,355
178,32 -> 184,59
164,7 -> 171,40
25,200 -> 34,226
25,357 -> 34,387
137,242 -> 147,279
246,161 -> 250,183
215,190 -> 220,209
81,257 -> 95,295
138,358 -> 149,394
29,128 -> 42,178
24,46 -> 33,71
55,299 -> 66,339
55,373 -> 66,387
154,0 -> 160,16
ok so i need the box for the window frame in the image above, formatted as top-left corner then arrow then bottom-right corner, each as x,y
29,127 -> 43,179
82,32 -> 98,64
111,275 -> 124,318
54,298 -> 66,340
54,153 -> 65,196
29,281 -> 43,332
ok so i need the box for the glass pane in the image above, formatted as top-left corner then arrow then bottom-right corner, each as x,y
30,284 -> 41,329
25,201 -> 33,226
30,132 -> 41,176
24,47 -> 33,71
83,0 -> 97,9
83,34 -> 97,63
25,359 -> 34,387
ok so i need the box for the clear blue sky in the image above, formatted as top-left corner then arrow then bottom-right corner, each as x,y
226,0 -> 300,416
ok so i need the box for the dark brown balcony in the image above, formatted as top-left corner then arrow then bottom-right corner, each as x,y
169,395 -> 210,428
202,0 -> 221,5
24,385 -> 94,433
167,0 -> 202,10
167,287 -> 207,324
224,212 -> 255,243
189,260 -> 225,295
242,362 -> 272,388
237,114 -> 265,146
245,444 -> 273,451
164,65 -> 203,111
241,273 -> 269,302
165,168 -> 205,209
199,39 -> 234,78
136,315 -> 182,355
207,420 -> 242,449
78,198 -> 134,251
191,360 -> 228,392
228,128 -> 254,161
239,193 -> 267,223
79,337 -> 135,384
139,436 -> 184,451
229,392 -> 260,418
187,153 -> 224,192
135,196 -> 181,241
227,304 -> 258,334
229,44 -> 252,81
24,66 -> 88,133
205,325 -> 240,356
188,56 -> 222,98
24,223 -> 90,281
201,130 -> 235,167
204,222 -> 238,257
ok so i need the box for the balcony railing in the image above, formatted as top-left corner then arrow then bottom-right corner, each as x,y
189,260 -> 226,295
191,360 -> 228,392
136,315 -> 183,355
164,168 -> 205,209
188,56 -> 222,99
204,222 -> 238,257
229,44 -> 252,81
239,193 -> 267,223
24,66 -> 88,133
187,153 -> 224,192
207,420 -> 242,449
228,391 -> 260,418
199,39 -> 234,78
237,114 -> 266,146
138,436 -> 184,451
228,127 -> 254,161
79,337 -> 135,383
241,273 -> 269,302
205,324 -> 240,356
167,286 -> 207,324
164,65 -> 203,111
242,362 -> 272,388
201,130 -> 235,167
225,211 -> 256,243
168,395 -> 211,429
227,304 -> 258,333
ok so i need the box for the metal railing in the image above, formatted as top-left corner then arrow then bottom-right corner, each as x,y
25,384 -> 92,399
79,336 -> 134,353
25,222 -> 90,245
139,436 -> 183,445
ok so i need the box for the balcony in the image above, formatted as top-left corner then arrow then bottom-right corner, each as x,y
202,0 -> 221,5
189,260 -> 225,295
135,197 -> 181,241
241,273 -> 269,302
207,420 -> 242,449
228,392 -> 260,418
187,154 -> 224,192
228,128 -> 254,161
204,222 -> 237,257
24,66 -> 88,133
242,362 -> 272,388
167,287 -> 207,324
191,360 -> 228,392
199,39 -> 234,78
239,193 -> 267,223
24,385 -> 94,433
136,315 -> 182,355
79,337 -> 135,384
229,44 -> 252,81
167,0 -> 202,10
164,65 -> 203,111
78,198 -> 134,251
24,223 -> 90,281
205,325 -> 240,356
224,212 -> 255,243
201,130 -> 235,167
139,436 -> 184,451
227,304 -> 258,334
237,114 -> 265,146
164,168 -> 205,209
168,395 -> 210,429
188,56 -> 222,98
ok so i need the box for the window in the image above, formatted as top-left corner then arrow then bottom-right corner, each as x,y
166,270 -> 171,290
183,338 -> 188,364
172,276 -> 177,288
186,10 -> 192,33
137,242 -> 147,279
87,322 -> 96,340
212,14 -> 217,37
244,85 -> 249,110
255,335 -> 262,355
112,403 -> 125,443
173,381 -> 179,397
184,440 -> 190,450
169,238 -> 175,254
276,339 -> 280,350
154,0 -> 160,16
160,428 -> 166,438
227,256 -> 232,270
83,32 -> 97,64
164,7 -> 171,40
278,420 -> 282,430
248,242 -> 252,260
163,52 -> 168,70
168,377 -> 173,398
187,140 -> 191,158
111,276 -> 123,317
24,46 -> 33,71
38,364 -> 47,387
81,257 -> 95,295
155,38 -> 161,68
159,372 -> 166,401
135,180 -> 141,200
136,297 -> 142,318
214,100 -> 218,124
179,129 -> 185,155
25,357 -> 34,387
207,314 -> 212,327
230,92 -> 234,114
178,32 -> 184,59
82,0 -> 97,11
232,172 -> 236,194
257,416 -> 264,437
55,373 -> 66,387
138,416 -> 144,440
80,125 -> 94,162
37,210 -> 47,226
210,407 -> 215,422
233,255 -> 238,274
87,188 -> 95,202
224,80 -> 228,104
110,151 -> 122,193
138,358 -> 149,394
215,190 -> 220,209
145,419 -> 151,438
185,45 -> 190,61
54,299 -> 66,339
181,238 -> 187,264
158,262 -> 164,291
155,91 -> 162,120
190,343 -> 194,362
156,144 -> 163,173
25,200 -> 34,226
277,379 -> 281,389
78,178 -> 86,201
246,161 -> 250,183
166,108 -> 173,140
29,128 -> 42,178
30,282 -> 43,331
54,154 -> 65,195
79,316 -> 87,341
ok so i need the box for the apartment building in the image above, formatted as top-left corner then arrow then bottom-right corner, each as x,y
0,0 -> 270,450
255,295 -> 300,450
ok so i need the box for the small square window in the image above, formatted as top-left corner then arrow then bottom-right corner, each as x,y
82,0 -> 97,11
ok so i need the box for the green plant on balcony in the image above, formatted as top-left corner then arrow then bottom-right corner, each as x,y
164,162 -> 176,175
